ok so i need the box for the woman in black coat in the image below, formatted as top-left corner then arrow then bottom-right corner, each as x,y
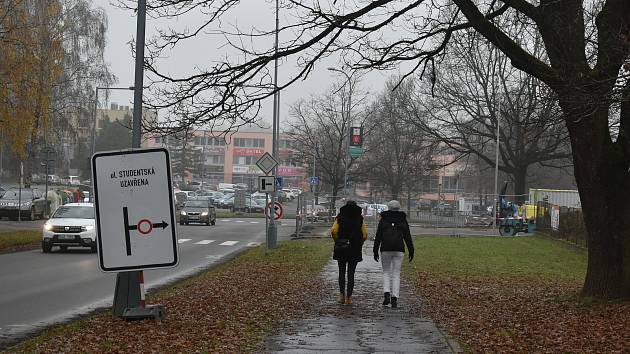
331,200 -> 367,305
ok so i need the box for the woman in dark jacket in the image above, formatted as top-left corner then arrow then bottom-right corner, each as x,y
331,200 -> 367,305
373,200 -> 414,308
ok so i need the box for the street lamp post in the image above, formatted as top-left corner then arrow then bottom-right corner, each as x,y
90,86 -> 134,201
493,97 -> 501,229
327,67 -> 353,199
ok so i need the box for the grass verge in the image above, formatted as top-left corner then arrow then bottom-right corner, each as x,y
7,238 -> 330,353
0,230 -> 41,253
404,236 -> 629,352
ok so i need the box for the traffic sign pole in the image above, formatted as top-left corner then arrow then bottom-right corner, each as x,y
109,0 -> 164,320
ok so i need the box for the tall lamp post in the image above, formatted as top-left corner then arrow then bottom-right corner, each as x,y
90,86 -> 134,201
327,67 -> 353,198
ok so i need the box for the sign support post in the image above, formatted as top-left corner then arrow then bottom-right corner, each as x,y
110,0 -> 163,320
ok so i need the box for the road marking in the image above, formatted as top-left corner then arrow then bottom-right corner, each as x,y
247,242 -> 262,247
195,240 -> 215,245
235,220 -> 245,223
178,239 -> 192,244
205,255 -> 221,260
222,219 -> 232,222
219,241 -> 238,246
249,221 -> 260,224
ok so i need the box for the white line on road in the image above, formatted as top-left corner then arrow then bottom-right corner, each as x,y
219,241 -> 238,246
249,221 -> 260,224
247,242 -> 262,247
178,239 -> 192,244
195,240 -> 215,245
222,219 -> 232,222
235,220 -> 245,223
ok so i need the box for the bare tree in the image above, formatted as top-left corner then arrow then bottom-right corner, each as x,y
357,77 -> 436,200
122,0 -> 630,299
413,24 -> 571,202
287,76 -> 368,202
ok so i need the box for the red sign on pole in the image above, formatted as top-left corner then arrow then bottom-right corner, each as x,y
349,127 -> 363,147
265,202 -> 284,220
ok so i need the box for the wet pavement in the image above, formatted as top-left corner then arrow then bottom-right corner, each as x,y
262,240 -> 460,353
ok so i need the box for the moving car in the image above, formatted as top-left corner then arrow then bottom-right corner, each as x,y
179,200 -> 216,226
0,188 -> 47,220
42,203 -> 96,253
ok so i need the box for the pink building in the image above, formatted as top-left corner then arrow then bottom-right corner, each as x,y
147,127 -> 306,188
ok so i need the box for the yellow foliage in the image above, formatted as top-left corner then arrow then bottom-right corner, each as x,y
0,0 -> 64,160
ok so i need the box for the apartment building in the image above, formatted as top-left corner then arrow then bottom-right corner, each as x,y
148,127 -> 307,188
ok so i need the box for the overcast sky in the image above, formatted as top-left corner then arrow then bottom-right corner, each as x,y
98,0 -> 393,129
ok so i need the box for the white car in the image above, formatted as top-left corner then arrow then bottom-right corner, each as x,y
42,203 -> 96,253
281,189 -> 295,200
365,204 -> 388,217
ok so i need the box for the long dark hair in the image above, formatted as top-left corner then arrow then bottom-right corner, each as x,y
337,203 -> 363,241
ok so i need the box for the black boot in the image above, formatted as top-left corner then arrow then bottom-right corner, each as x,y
382,292 -> 391,306
391,296 -> 398,308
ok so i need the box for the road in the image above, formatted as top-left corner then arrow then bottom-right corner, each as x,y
0,217 -> 297,348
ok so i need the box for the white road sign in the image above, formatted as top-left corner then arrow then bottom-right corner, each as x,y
92,148 -> 178,272
258,175 -> 276,193
255,152 -> 279,174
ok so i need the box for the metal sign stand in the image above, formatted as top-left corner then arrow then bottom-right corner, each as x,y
109,0 -> 163,321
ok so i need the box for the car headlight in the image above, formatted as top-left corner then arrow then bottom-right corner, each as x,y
180,211 -> 187,215
84,225 -> 95,231
44,223 -> 53,231
201,211 -> 208,216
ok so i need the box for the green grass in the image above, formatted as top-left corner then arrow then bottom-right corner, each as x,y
0,230 -> 41,252
405,236 -> 586,283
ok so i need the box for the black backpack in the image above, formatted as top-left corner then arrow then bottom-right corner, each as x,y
382,221 -> 404,249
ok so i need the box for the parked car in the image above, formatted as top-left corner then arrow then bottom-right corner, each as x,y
0,188 -> 47,220
365,204 -> 388,217
47,175 -> 60,184
217,195 -> 234,209
242,199 -> 264,213
42,203 -> 96,252
415,199 -> 432,211
0,186 -> 5,198
66,175 -> 81,186
281,189 -> 295,200
179,200 -> 216,226
433,202 -> 455,216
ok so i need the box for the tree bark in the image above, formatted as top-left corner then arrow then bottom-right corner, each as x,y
564,102 -> 630,298
512,166 -> 527,204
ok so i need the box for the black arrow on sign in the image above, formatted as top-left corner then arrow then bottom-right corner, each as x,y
153,221 -> 169,229
122,207 -> 170,256
127,220 -> 169,230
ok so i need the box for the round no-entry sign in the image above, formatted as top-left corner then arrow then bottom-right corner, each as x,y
265,201 -> 284,220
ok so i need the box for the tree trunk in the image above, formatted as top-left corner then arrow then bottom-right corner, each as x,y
513,167 -> 527,204
565,105 -> 630,299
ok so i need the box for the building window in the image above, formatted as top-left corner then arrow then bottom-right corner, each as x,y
234,138 -> 265,148
232,156 -> 257,165
206,155 -> 224,165
208,137 -> 225,146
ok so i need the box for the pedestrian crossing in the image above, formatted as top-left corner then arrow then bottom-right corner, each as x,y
176,239 -> 262,248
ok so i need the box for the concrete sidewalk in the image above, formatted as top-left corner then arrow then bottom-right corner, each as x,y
262,240 -> 460,353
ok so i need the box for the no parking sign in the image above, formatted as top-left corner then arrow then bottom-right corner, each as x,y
265,201 -> 284,220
